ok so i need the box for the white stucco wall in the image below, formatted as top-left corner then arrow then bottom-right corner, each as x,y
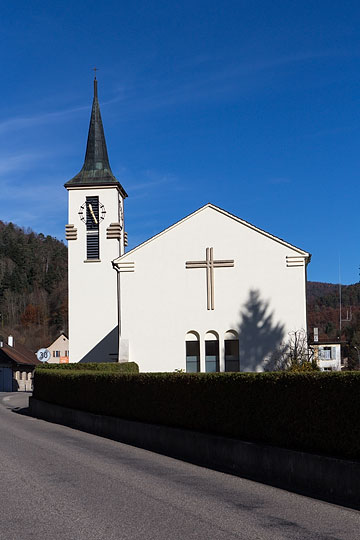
116,205 -> 309,372
67,186 -> 124,363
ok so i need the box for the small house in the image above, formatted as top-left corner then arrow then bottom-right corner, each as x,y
310,341 -> 342,371
46,334 -> 69,364
0,336 -> 41,391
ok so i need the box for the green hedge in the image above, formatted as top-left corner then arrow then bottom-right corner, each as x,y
32,371 -> 360,460
36,362 -> 139,373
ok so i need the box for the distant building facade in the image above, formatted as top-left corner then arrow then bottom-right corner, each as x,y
310,341 -> 342,371
46,333 -> 69,364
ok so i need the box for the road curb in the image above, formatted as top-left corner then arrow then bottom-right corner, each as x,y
29,396 -> 360,509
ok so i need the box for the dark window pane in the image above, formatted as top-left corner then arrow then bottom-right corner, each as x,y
186,341 -> 200,372
205,340 -> 219,372
186,341 -> 199,357
225,339 -> 239,372
206,340 -> 218,356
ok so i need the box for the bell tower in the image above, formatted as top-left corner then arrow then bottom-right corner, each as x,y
65,77 -> 127,363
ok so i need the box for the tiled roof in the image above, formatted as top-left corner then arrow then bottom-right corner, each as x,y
0,343 -> 41,366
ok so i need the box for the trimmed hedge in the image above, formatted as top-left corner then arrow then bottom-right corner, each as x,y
36,362 -> 139,373
32,371 -> 360,460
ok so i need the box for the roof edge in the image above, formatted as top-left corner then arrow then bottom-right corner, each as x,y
113,203 -> 310,263
64,181 -> 128,198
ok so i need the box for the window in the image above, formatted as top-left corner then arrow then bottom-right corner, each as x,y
224,330 -> 239,372
225,340 -> 239,372
185,332 -> 200,372
205,332 -> 219,372
186,341 -> 200,372
53,351 -> 56,357
205,341 -> 219,372
65,350 -> 69,357
55,351 -> 60,358
320,347 -> 332,360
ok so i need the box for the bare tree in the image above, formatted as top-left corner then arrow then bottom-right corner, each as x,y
266,329 -> 318,371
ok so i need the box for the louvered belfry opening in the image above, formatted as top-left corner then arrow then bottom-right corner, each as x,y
86,196 -> 99,259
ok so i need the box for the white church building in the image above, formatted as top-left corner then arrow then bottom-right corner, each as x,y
65,79 -> 310,373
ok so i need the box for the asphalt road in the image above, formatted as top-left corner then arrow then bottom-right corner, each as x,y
0,393 -> 359,540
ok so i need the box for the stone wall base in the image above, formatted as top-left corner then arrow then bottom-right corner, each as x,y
29,397 -> 360,510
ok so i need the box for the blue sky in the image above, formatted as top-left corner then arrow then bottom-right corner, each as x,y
0,1 -> 359,284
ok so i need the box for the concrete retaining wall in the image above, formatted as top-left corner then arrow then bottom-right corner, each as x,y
29,397 -> 360,510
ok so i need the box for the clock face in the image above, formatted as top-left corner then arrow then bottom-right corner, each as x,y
78,201 -> 106,222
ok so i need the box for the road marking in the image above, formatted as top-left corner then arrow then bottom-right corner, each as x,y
3,397 -> 10,401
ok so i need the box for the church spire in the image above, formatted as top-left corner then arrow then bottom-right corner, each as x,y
65,78 -> 127,197
82,76 -> 111,176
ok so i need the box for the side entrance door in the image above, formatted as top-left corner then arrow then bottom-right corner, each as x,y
0,367 -> 13,391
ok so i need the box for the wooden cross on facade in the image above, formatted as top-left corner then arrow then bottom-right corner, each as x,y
186,247 -> 234,310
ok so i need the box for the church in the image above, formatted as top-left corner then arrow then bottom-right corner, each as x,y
65,79 -> 310,372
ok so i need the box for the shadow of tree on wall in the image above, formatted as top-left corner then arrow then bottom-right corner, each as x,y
237,289 -> 286,372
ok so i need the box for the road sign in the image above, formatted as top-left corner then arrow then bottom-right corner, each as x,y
36,348 -> 51,362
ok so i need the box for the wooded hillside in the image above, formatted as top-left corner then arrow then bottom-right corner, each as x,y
0,221 -> 67,351
307,281 -> 360,337
307,281 -> 360,367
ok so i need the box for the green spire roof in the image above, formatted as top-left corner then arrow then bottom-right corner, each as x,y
65,78 -> 127,197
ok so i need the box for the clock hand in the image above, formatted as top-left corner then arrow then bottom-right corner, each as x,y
89,204 -> 98,224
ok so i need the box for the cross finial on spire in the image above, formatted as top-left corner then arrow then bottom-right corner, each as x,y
93,66 -> 99,80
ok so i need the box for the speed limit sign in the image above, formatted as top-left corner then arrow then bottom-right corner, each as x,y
36,348 -> 51,362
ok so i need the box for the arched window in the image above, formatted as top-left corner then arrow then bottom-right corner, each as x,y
224,330 -> 240,372
205,331 -> 219,373
185,331 -> 200,373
